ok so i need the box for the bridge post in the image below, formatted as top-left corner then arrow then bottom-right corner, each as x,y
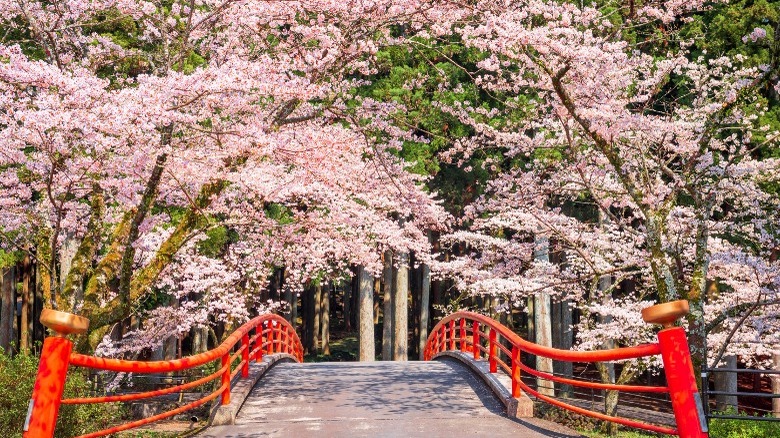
643,300 -> 708,438
23,309 -> 89,438
449,320 -> 456,351
473,321 -> 480,360
221,353 -> 231,405
511,346 -> 521,397
242,334 -> 250,378
489,328 -> 497,373
266,322 -> 273,355
255,326 -> 264,362
460,319 -> 467,353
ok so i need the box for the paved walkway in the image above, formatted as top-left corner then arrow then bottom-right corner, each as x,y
200,360 -> 582,437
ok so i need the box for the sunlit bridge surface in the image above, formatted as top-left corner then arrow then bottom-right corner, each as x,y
198,360 -> 582,437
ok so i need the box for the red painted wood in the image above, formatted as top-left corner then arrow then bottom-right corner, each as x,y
24,336 -> 73,438
472,321 -> 480,360
424,310 -> 706,437
658,327 -> 709,438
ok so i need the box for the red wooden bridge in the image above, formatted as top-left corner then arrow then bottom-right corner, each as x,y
22,301 -> 708,437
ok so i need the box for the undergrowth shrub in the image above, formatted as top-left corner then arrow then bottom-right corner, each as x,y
0,349 -> 120,437
709,409 -> 780,438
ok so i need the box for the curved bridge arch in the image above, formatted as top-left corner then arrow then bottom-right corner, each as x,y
24,313 -> 302,438
424,309 -> 707,438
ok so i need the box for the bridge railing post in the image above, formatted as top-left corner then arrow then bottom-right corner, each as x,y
241,333 -> 250,378
489,328 -> 497,373
266,322 -> 273,355
511,346 -> 521,397
255,326 -> 264,362
642,300 -> 708,438
221,353 -> 231,405
459,319 -> 467,353
449,320 -> 456,351
473,321 -> 480,360
24,310 -> 88,438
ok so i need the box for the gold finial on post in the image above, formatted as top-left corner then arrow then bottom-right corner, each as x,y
641,300 -> 689,329
40,309 -> 89,337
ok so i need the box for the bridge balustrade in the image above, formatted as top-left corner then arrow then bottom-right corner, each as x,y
423,300 -> 709,438
22,310 -> 302,438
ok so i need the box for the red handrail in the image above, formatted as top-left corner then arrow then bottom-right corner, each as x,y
424,311 -> 708,438
24,313 -> 303,438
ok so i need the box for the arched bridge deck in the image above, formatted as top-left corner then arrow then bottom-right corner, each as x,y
199,359 -> 582,437
25,303 -> 707,438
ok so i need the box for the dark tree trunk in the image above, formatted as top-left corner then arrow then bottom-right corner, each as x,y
321,284 -> 330,355
0,268 -> 15,353
382,250 -> 394,360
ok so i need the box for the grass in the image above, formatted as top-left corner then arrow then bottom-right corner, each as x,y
304,330 -> 359,362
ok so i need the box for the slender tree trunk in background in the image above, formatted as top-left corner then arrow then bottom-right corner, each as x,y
393,251 -> 409,361
597,274 -> 618,436
382,250 -> 394,361
714,355 -> 738,411
526,297 -> 535,343
772,351 -> 780,418
32,260 -> 45,353
374,278 -> 381,325
344,278 -> 352,331
20,256 -> 31,353
303,286 -> 314,353
552,298 -> 573,397
533,236 -> 554,396
313,283 -> 321,352
191,326 -> 208,353
291,290 -> 298,330
279,267 -> 292,324
0,268 -> 14,353
321,284 -> 331,356
358,266 -> 375,361
418,261 -> 431,360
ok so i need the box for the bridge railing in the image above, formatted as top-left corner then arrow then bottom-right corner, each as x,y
423,300 -> 708,438
23,310 -> 302,438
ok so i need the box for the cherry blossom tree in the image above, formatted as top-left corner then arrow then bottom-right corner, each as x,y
0,0 -> 449,352
422,0 -> 779,427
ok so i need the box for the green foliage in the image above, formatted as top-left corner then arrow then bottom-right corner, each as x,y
709,410 -> 780,438
197,226 -> 238,258
0,350 -> 120,437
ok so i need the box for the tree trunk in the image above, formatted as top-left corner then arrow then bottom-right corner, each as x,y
313,284 -> 321,352
382,250 -> 394,361
419,261 -> 431,360
773,351 -> 780,418
32,260 -> 45,353
321,284 -> 330,356
714,355 -> 738,411
0,268 -> 14,353
596,274 -> 618,435
191,326 -> 208,354
552,298 -> 573,397
358,266 -> 375,361
393,251 -> 409,361
374,277 -> 381,325
20,256 -> 31,353
533,236 -> 554,396
291,289 -> 298,330
303,285 -> 314,353
344,277 -> 352,331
